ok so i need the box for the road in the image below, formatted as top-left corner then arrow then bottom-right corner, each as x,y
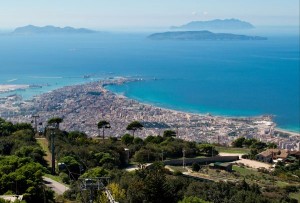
43,177 -> 69,195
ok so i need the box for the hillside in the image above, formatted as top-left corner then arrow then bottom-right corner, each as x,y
171,19 -> 254,30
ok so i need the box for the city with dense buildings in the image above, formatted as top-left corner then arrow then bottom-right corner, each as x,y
1,78 -> 299,149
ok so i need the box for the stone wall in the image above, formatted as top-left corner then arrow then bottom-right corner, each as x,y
163,156 -> 239,166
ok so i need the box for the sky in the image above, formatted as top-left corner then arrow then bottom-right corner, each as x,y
0,0 -> 299,30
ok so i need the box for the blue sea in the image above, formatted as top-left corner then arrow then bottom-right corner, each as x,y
0,28 -> 299,132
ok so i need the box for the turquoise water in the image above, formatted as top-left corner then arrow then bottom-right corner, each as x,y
0,30 -> 299,132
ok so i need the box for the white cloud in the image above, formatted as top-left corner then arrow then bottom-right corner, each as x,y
192,11 -> 198,16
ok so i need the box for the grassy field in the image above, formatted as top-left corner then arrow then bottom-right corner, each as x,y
36,138 -> 51,164
276,181 -> 290,188
216,146 -> 250,154
232,165 -> 260,176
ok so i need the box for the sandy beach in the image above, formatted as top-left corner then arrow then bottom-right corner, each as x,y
275,128 -> 300,136
0,84 -> 29,93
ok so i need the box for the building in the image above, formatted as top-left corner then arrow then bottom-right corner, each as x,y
256,149 -> 290,163
209,162 -> 233,172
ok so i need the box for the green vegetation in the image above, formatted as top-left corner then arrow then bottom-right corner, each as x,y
0,118 -> 54,202
163,130 -> 177,138
232,165 -> 259,176
36,138 -> 51,164
231,137 -> 278,159
1,118 -> 299,203
126,121 -> 143,137
97,120 -> 111,139
179,196 -> 210,203
290,192 -> 300,202
47,117 -> 63,128
216,146 -> 250,154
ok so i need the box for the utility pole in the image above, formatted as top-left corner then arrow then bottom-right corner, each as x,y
32,115 -> 39,134
182,149 -> 186,168
47,126 -> 56,175
51,130 -> 55,175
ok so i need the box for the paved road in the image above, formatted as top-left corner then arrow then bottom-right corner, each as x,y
43,177 -> 69,195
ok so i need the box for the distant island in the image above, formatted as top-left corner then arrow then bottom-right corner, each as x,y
171,19 -> 254,30
12,25 -> 96,34
148,31 -> 267,41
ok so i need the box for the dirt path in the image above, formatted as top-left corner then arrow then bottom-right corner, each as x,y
219,152 -> 271,169
36,138 -> 51,165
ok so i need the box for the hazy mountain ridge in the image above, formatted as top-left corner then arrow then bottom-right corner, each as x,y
148,31 -> 267,40
13,25 -> 96,34
171,19 -> 254,30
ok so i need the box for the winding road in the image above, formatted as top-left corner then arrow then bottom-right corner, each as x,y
43,177 -> 69,195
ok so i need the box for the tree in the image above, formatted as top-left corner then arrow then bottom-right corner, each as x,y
67,131 -> 87,142
192,163 -> 201,172
251,141 -> 267,151
126,121 -> 143,137
15,146 -> 47,167
47,117 -> 63,129
267,142 -> 277,149
126,179 -> 146,203
134,148 -> 157,163
80,167 -> 108,178
198,144 -> 219,156
59,156 -> 82,177
133,137 -> 144,145
0,155 -> 53,202
121,134 -> 134,146
0,119 -> 14,136
232,137 -> 245,148
143,162 -> 172,203
163,130 -> 177,138
97,120 -> 111,139
108,183 -> 126,202
179,196 -> 210,203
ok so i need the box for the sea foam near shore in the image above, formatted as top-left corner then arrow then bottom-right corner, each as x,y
0,84 -> 29,93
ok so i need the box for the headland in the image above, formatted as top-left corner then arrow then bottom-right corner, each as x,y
1,78 -> 299,147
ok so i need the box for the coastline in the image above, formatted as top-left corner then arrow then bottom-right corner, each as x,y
275,128 -> 300,137
2,78 -> 299,147
0,84 -> 29,93
114,92 -> 299,136
1,78 -> 299,135
106,81 -> 300,134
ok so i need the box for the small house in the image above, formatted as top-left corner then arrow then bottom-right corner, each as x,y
209,162 -> 233,172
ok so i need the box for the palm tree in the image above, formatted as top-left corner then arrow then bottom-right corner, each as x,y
47,117 -> 63,129
97,120 -> 111,139
126,121 -> 143,137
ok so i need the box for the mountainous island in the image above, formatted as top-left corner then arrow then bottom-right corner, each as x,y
171,19 -> 254,30
148,31 -> 267,41
12,25 -> 96,34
